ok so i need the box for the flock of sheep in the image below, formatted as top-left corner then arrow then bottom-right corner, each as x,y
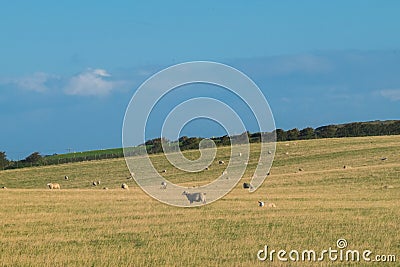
43,154 -> 278,207
46,175 -> 130,190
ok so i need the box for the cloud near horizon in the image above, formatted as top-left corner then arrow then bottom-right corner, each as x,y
0,72 -> 59,93
380,89 -> 400,101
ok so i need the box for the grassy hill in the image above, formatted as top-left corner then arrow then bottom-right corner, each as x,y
0,135 -> 399,266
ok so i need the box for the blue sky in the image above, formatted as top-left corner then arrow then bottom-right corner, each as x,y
1,1 -> 400,159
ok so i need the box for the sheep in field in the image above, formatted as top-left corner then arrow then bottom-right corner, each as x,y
121,183 -> 129,190
64,175 -> 69,180
182,191 -> 206,204
47,183 -> 60,189
160,181 -> 167,189
219,160 -> 225,165
258,201 -> 276,208
92,181 -> 98,186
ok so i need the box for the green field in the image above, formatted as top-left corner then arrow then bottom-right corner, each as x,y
0,136 -> 399,266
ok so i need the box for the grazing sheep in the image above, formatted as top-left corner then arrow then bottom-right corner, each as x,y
259,201 -> 276,208
219,160 -> 225,165
97,180 -> 101,185
160,181 -> 167,189
64,175 -> 69,180
268,150 -> 272,155
92,181 -> 98,186
121,183 -> 129,190
381,157 -> 388,161
243,183 -> 251,189
222,170 -> 228,175
161,169 -> 167,173
103,187 -> 109,190
238,152 -> 242,157
182,191 -> 206,204
47,183 -> 60,189
299,168 -> 304,172
2,186 -> 7,189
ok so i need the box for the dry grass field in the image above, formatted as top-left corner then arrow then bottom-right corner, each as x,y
0,136 -> 399,266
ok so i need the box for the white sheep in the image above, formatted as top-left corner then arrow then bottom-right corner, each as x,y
121,183 -> 129,190
64,175 -> 69,180
47,183 -> 60,189
97,180 -> 101,185
238,152 -> 242,157
160,181 -> 167,189
182,191 -> 206,204
222,170 -> 228,175
92,181 -> 98,186
258,201 -> 276,208
219,160 -> 225,165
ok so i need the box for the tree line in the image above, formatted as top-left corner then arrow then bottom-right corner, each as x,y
1,120 -> 399,170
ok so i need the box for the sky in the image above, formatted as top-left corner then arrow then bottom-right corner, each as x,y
1,1 -> 400,159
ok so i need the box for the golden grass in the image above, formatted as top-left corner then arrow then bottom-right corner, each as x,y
0,135 -> 399,266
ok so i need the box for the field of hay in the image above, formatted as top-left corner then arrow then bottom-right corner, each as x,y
0,136 -> 399,266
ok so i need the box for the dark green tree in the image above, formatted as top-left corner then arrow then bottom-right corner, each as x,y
0,151 -> 9,170
274,129 -> 287,141
24,152 -> 42,163
287,128 -> 300,141
299,127 -> 315,139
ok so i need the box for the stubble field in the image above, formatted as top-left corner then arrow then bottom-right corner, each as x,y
0,135 -> 399,266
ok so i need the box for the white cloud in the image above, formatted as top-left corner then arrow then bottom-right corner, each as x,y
1,72 -> 58,92
93,69 -> 111,77
268,54 -> 333,76
380,89 -> 400,101
64,68 -> 117,96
